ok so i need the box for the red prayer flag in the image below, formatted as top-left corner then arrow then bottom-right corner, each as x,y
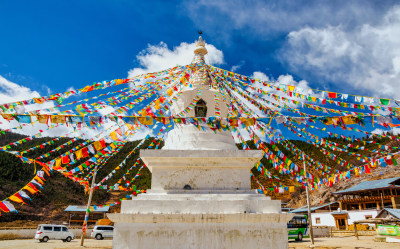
0,202 -> 10,212
328,92 -> 337,98
82,147 -> 89,158
62,155 -> 70,164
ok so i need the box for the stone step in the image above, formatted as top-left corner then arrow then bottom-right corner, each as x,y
120,198 -> 281,214
134,193 -> 271,200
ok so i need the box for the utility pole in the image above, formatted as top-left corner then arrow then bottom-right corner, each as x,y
303,154 -> 315,245
80,164 -> 99,246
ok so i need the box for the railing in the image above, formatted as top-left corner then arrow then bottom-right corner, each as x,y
341,195 -> 398,203
343,205 -> 394,211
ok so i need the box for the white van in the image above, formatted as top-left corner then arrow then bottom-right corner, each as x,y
91,225 -> 114,240
35,224 -> 74,242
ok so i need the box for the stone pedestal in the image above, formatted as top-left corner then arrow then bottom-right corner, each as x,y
108,150 -> 293,249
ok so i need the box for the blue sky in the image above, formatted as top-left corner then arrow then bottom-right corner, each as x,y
1,0 -> 400,103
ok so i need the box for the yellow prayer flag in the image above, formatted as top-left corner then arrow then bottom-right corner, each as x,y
138,117 -> 153,125
93,141 -> 103,151
34,176 -> 44,185
55,158 -> 62,167
37,115 -> 49,124
166,88 -> 174,96
342,116 -> 357,125
51,115 -> 66,124
23,185 -> 38,194
75,149 -> 83,160
154,99 -> 161,110
239,117 -> 255,127
9,195 -> 25,204
110,131 -> 119,140
1,114 -> 14,121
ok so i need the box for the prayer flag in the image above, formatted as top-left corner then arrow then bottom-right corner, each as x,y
138,117 -> 153,125
380,98 -> 390,106
37,115 -> 49,124
9,193 -> 25,204
51,115 -> 66,124
16,115 -> 31,123
2,201 -> 16,212
328,92 -> 337,98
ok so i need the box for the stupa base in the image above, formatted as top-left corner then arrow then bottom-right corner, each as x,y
108,193 -> 293,249
108,212 -> 291,249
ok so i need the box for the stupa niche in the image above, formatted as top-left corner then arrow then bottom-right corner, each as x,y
164,36 -> 238,151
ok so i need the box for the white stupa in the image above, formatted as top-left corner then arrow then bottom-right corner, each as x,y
108,36 -> 293,249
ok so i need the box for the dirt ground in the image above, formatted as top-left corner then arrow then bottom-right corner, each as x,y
289,236 -> 399,249
0,238 -> 112,249
0,236 -> 399,249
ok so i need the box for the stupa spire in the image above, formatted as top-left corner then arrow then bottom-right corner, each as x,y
191,32 -> 209,87
193,32 -> 208,64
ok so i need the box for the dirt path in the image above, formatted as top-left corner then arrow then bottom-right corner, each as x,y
0,238 -> 112,249
289,236 -> 399,249
0,236 -> 399,249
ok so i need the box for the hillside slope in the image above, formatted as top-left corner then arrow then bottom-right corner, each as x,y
0,130 -> 399,224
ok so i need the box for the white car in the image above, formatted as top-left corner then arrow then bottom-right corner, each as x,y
91,225 -> 114,240
35,224 -> 74,242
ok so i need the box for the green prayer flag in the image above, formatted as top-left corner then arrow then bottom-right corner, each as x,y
56,96 -> 64,105
380,98 -> 390,106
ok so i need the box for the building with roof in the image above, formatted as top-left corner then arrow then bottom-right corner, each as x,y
334,177 -> 400,211
376,208 -> 400,220
291,202 -> 342,228
291,177 -> 400,230
64,205 -> 110,225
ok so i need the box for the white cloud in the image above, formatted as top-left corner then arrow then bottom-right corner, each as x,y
66,86 -> 76,92
128,41 -> 224,78
182,0 -> 394,39
231,60 -> 245,72
251,72 -> 311,94
251,71 -> 270,82
0,75 -> 41,104
282,5 -> 400,98
275,75 -> 311,94
247,71 -> 314,114
370,128 -> 400,135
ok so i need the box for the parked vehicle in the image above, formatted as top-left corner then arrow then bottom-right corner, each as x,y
91,225 -> 114,240
287,215 -> 310,241
35,224 -> 74,242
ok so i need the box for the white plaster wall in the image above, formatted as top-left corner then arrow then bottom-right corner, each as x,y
141,150 -> 262,191
311,210 -> 380,227
163,124 -> 237,150
151,167 -> 251,190
347,210 -> 379,225
311,213 -> 336,227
